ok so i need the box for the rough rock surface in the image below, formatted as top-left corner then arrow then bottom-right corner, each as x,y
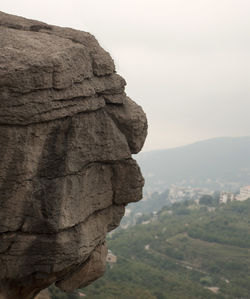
0,11 -> 147,299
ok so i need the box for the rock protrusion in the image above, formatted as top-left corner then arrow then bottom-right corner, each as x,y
0,11 -> 147,298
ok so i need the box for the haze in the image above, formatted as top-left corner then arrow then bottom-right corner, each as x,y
1,0 -> 249,150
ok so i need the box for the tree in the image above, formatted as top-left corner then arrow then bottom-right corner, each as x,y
199,195 -> 213,206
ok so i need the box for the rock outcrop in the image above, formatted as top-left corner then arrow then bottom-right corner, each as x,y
0,11 -> 147,299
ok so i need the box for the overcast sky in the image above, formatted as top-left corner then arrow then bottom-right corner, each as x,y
1,0 -> 250,151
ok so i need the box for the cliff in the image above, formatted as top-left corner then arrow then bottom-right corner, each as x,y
0,11 -> 147,299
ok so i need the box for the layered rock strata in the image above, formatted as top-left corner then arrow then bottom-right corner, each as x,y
0,11 -> 147,299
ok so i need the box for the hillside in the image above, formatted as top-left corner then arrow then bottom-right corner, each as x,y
79,199 -> 250,299
135,136 -> 250,192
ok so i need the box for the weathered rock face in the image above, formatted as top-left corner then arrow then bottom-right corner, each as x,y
0,11 -> 147,299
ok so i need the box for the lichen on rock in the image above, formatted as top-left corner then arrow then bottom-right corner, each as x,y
0,11 -> 147,299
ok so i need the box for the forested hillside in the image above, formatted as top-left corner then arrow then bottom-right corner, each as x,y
82,199 -> 250,299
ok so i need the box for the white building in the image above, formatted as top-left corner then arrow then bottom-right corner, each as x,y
106,249 -> 117,267
220,192 -> 236,204
237,186 -> 250,201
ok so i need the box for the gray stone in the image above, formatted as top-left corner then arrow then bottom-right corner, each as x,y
0,11 -> 147,299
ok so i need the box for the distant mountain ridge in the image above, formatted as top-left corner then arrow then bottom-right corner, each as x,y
135,136 -> 250,192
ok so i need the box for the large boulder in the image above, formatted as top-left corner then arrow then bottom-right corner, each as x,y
0,11 -> 147,299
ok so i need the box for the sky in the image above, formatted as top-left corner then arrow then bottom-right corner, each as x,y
1,0 -> 250,151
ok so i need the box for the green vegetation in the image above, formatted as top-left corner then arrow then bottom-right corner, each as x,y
188,199 -> 250,248
199,194 -> 218,205
48,285 -> 78,299
49,199 -> 250,298
84,199 -> 250,298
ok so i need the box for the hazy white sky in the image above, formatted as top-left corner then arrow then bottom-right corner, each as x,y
1,0 -> 250,151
